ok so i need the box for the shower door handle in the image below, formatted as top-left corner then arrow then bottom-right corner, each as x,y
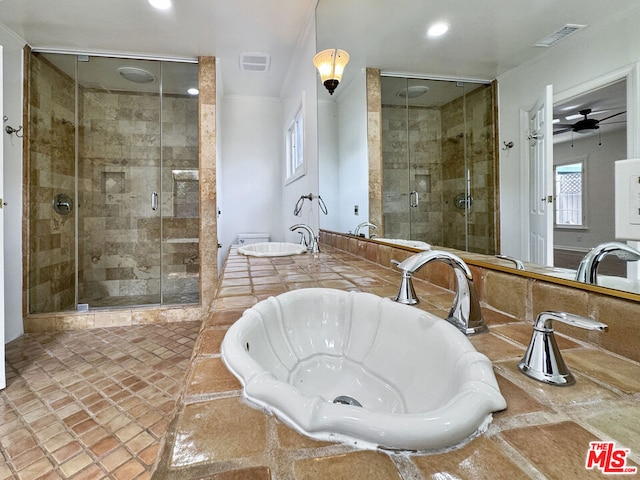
151,192 -> 159,211
409,191 -> 419,208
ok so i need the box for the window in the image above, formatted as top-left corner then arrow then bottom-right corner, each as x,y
285,102 -> 305,184
554,160 -> 585,227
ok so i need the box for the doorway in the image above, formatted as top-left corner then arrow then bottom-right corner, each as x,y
552,79 -> 627,273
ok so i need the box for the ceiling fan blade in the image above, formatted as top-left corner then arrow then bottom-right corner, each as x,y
598,111 -> 626,122
554,123 -> 574,129
553,128 -> 573,135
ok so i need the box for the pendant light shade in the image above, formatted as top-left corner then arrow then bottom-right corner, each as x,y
313,49 -> 350,95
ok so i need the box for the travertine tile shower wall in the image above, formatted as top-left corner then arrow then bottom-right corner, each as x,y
28,54 -> 77,313
381,85 -> 495,255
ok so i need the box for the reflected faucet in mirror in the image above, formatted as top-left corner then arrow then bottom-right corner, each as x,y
393,250 -> 488,335
575,241 -> 640,284
353,221 -> 377,238
495,254 -> 525,270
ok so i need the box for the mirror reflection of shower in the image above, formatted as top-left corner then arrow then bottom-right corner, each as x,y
27,52 -> 200,313
380,76 -> 497,254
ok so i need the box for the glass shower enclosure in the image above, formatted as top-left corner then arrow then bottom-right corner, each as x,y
380,76 -> 497,254
27,52 -> 200,313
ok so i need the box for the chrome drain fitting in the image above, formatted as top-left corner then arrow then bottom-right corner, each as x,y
332,395 -> 362,407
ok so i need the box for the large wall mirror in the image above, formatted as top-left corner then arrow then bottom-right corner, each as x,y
316,0 -> 640,299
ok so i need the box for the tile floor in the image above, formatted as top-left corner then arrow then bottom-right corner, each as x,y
0,321 -> 201,480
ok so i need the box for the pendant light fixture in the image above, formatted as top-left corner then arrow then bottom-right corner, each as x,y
313,49 -> 350,95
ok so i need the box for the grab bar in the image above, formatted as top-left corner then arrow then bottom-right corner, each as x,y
151,191 -> 159,211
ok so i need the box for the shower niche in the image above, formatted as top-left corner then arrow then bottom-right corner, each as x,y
27,52 -> 200,313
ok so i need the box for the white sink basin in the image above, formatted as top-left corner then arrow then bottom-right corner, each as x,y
221,288 -> 506,453
237,242 -> 307,257
373,238 -> 431,250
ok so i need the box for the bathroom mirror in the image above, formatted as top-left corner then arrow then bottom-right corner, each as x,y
316,0 -> 640,299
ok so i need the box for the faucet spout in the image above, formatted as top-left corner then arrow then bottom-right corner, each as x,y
354,221 -> 377,238
575,241 -> 640,284
394,250 -> 488,335
290,224 -> 320,255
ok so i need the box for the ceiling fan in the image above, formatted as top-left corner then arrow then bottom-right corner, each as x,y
553,108 -> 626,135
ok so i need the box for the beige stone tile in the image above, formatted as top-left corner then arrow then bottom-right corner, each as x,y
502,421 -> 639,479
170,398 -> 267,467
562,349 -> 640,393
483,270 -> 529,319
412,436 -> 528,480
532,281 -> 590,319
584,404 -> 640,454
276,421 -> 334,450
185,357 -> 241,396
294,451 -> 402,480
197,466 -> 272,480
495,360 -> 621,407
491,322 -> 581,350
590,294 -> 640,363
468,332 -> 523,362
492,373 -> 554,421
196,328 -> 228,355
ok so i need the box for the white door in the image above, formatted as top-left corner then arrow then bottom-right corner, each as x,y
528,85 -> 554,265
0,45 -> 6,390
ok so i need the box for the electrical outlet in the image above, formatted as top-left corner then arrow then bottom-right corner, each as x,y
354,205 -> 359,215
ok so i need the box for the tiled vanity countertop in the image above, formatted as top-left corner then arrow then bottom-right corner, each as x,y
153,246 -> 640,480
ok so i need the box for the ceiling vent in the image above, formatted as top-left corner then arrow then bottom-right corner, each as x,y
533,24 -> 586,47
239,52 -> 271,72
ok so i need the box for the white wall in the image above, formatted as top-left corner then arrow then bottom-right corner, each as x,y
280,11 -> 319,242
497,9 -> 640,260
1,24 -> 25,343
337,69 -> 368,234
317,99 -> 339,231
218,95 -> 283,261
554,129 -> 626,250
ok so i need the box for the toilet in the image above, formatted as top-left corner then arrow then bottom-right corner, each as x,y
236,233 -> 270,245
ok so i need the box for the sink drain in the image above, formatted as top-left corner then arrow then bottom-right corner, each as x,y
333,395 -> 362,407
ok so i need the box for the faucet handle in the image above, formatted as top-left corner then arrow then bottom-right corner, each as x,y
391,259 -> 401,268
519,311 -> 607,386
534,311 -> 608,332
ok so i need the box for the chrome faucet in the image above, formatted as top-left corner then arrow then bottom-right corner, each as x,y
354,221 -> 377,238
290,224 -> 320,255
575,241 -> 640,284
393,250 -> 488,335
495,254 -> 524,270
519,311 -> 607,386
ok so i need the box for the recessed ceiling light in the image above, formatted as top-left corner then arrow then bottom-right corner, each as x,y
427,22 -> 449,38
148,0 -> 172,10
187,88 -> 199,95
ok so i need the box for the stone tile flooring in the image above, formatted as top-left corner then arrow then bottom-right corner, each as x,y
0,321 -> 200,479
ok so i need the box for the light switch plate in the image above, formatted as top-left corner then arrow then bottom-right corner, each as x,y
615,158 -> 640,239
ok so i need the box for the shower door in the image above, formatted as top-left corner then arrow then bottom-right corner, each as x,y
77,57 -> 163,307
27,52 -> 200,313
